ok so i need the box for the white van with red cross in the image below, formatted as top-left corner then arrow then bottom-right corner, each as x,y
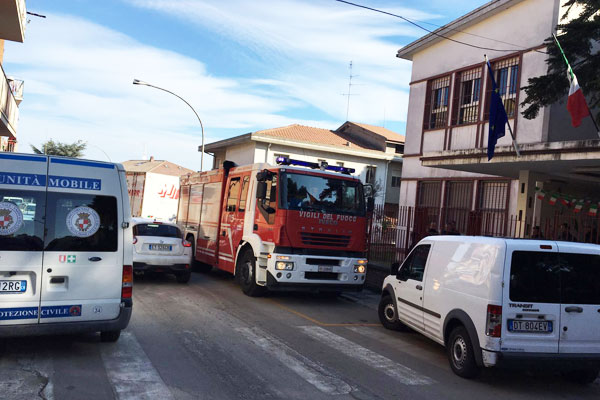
379,236 -> 600,383
0,153 -> 133,342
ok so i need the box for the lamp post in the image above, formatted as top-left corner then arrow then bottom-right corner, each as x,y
132,79 -> 205,171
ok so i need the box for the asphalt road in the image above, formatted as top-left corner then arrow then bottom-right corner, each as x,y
1,270 -> 599,400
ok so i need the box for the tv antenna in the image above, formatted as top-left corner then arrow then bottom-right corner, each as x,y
341,61 -> 359,121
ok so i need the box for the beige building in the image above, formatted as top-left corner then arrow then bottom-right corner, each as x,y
396,0 -> 600,241
0,0 -> 26,152
204,121 -> 404,206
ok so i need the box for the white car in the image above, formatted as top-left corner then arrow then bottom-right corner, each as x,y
379,236 -> 600,383
132,218 -> 193,283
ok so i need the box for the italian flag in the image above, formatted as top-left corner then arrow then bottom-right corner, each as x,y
554,34 -> 590,127
567,72 -> 589,128
549,194 -> 558,206
589,203 -> 598,217
573,201 -> 583,213
536,190 -> 546,200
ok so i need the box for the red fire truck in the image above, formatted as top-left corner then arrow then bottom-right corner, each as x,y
176,157 -> 370,296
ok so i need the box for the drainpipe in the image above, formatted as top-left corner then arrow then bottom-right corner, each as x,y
382,159 -> 391,205
265,143 -> 272,163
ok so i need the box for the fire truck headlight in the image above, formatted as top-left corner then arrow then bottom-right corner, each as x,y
276,261 -> 294,271
354,265 -> 366,274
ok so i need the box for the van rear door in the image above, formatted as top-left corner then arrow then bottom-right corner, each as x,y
0,153 -> 47,325
503,242 -> 560,353
39,158 -> 123,323
556,243 -> 600,354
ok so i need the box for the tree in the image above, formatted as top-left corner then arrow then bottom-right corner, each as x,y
521,0 -> 600,122
31,139 -> 87,158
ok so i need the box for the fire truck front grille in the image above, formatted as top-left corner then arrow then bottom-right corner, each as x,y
305,272 -> 339,280
300,233 -> 351,247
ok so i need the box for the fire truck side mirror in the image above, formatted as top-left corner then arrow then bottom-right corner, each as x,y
367,197 -> 375,212
256,181 -> 267,199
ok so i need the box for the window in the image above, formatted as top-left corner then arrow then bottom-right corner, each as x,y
44,193 -> 118,252
424,76 -> 450,130
395,144 -> 404,154
486,57 -> 519,119
510,251 -> 560,304
133,223 -> 181,238
397,244 -> 431,282
391,176 -> 401,188
226,178 -> 241,212
366,166 -> 376,185
417,181 -> 442,226
454,68 -> 482,125
261,175 -> 277,224
560,253 -> 600,305
442,181 -> 473,234
0,190 -> 45,251
238,176 -> 250,212
477,181 -> 509,236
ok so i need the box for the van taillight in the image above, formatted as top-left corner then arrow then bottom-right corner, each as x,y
486,304 -> 502,337
182,239 -> 192,247
122,265 -> 133,299
133,236 -> 138,245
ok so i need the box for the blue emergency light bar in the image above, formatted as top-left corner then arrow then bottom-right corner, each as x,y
275,156 -> 355,175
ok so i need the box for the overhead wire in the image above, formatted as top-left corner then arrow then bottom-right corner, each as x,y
335,0 -> 548,54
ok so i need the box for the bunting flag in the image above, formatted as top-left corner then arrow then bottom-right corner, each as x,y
536,190 -> 546,200
549,194 -> 558,206
559,196 -> 570,206
589,203 -> 598,217
573,201 -> 583,213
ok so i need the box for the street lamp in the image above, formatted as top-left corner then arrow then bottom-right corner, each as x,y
132,79 -> 205,171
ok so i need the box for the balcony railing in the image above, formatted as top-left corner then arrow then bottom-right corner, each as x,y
0,64 -> 19,138
8,78 -> 24,105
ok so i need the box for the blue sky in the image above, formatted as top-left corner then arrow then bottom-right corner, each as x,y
5,0 -> 485,170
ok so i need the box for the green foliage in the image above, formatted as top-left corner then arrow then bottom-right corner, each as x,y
521,0 -> 600,121
30,139 -> 87,158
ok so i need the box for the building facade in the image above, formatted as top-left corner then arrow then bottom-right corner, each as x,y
204,122 -> 404,206
396,0 -> 600,241
0,0 -> 26,152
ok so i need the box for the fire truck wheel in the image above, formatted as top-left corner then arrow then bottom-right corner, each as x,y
238,249 -> 266,297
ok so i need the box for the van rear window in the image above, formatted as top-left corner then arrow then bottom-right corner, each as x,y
133,224 -> 181,238
0,190 -> 45,251
44,193 -> 118,252
510,251 -> 600,305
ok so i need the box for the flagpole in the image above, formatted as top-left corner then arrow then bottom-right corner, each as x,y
485,55 -> 520,156
552,34 -> 600,139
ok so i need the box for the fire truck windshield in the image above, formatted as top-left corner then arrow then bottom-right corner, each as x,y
281,172 -> 365,217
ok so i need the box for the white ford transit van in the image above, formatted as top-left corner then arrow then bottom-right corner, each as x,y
379,236 -> 600,383
0,153 -> 133,342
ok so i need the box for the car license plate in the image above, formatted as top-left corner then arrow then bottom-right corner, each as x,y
508,319 -> 553,333
0,280 -> 27,293
149,244 -> 172,251
318,265 -> 333,273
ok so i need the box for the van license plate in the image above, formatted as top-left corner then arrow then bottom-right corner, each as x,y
149,244 -> 172,251
318,266 -> 333,273
508,320 -> 552,333
0,280 -> 27,293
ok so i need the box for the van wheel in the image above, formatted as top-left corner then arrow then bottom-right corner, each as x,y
100,330 -> 121,342
447,326 -> 480,379
378,294 -> 407,331
237,249 -> 266,297
176,271 -> 191,283
563,368 -> 600,384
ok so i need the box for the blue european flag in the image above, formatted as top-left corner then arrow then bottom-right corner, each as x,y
486,59 -> 509,160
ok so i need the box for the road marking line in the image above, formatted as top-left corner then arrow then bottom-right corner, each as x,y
300,326 -> 434,386
237,326 -> 353,395
267,299 -> 379,327
100,331 -> 174,400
